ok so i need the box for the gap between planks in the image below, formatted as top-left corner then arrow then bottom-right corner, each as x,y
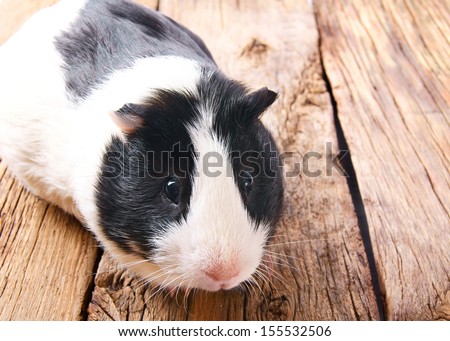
315,20 -> 386,320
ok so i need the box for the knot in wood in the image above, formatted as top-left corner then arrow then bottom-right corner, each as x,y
240,38 -> 269,59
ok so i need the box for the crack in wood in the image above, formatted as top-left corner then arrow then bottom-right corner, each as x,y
314,6 -> 386,321
0,0 -> 383,321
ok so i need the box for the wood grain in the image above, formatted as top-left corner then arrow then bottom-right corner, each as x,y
0,0 -> 98,321
0,164 -> 99,320
315,0 -> 450,320
87,0 -> 379,321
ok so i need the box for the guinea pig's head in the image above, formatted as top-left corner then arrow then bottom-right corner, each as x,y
96,71 -> 283,292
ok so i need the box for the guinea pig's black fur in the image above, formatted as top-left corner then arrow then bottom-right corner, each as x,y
55,0 -> 215,100
96,78 -> 284,258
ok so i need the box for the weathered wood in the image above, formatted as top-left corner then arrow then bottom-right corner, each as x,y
0,164 -> 99,320
88,0 -> 379,321
0,0 -> 99,320
315,0 -> 450,320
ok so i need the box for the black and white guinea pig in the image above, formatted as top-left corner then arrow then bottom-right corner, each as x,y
0,0 -> 283,292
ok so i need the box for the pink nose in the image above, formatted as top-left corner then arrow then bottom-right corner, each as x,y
204,266 -> 239,283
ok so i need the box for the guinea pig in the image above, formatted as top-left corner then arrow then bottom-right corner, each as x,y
0,0 -> 283,292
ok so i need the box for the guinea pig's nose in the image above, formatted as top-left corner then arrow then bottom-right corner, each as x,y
204,266 -> 239,283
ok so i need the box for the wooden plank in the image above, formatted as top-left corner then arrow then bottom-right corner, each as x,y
0,1 -> 99,320
315,0 -> 450,320
88,0 -> 379,320
0,165 -> 99,320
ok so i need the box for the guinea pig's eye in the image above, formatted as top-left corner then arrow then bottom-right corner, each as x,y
164,177 -> 181,205
240,171 -> 254,194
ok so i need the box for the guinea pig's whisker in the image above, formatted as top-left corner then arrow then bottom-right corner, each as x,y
176,285 -> 189,315
255,276 -> 268,302
165,273 -> 188,289
259,260 -> 286,282
266,250 -> 301,265
238,282 -> 248,294
147,284 -> 168,302
256,265 -> 279,288
141,268 -> 184,291
141,265 -> 174,279
133,272 -> 168,291
261,258 -> 298,275
146,288 -> 163,304
254,268 -> 271,288
246,280 -> 258,297
262,252 -> 290,267
158,275 -> 187,303
260,255 -> 283,282
119,259 -> 151,269
245,281 -> 253,294
261,255 -> 300,276
175,283 -> 188,307
243,277 -> 256,297
183,281 -> 194,311
266,234 -> 292,241
264,250 -> 324,277
264,250 -> 304,262
258,266 -> 284,292
148,272 -> 187,302
253,272 -> 272,297
268,235 -> 343,247
261,254 -> 323,280
170,285 -> 182,307
192,288 -> 199,300
173,281 -> 191,314
248,274 -> 267,302
247,281 -> 257,297
133,266 -> 172,284
133,266 -> 181,291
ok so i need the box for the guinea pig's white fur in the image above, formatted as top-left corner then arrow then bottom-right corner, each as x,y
0,1 -> 89,216
0,0 -> 281,292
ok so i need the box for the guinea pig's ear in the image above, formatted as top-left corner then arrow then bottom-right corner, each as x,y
245,87 -> 278,120
109,104 -> 145,134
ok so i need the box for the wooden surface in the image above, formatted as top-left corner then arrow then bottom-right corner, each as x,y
0,159 -> 99,320
0,0 -> 447,321
88,0 -> 378,321
315,0 -> 450,320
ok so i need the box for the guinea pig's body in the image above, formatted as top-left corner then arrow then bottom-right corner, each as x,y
0,0 -> 283,292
